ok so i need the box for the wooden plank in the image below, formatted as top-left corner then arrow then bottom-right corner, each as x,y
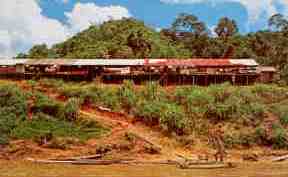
49,154 -> 102,161
271,154 -> 288,162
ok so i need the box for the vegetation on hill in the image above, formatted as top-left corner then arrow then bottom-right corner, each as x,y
39,79 -> 288,149
0,82 -> 108,146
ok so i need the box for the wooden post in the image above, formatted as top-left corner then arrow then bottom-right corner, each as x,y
232,75 -> 236,85
246,75 -> 249,85
192,76 -> 195,85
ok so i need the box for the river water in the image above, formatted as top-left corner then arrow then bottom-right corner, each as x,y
1,161 -> 288,177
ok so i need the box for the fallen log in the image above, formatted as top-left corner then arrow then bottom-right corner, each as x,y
97,106 -> 112,112
271,154 -> 288,162
178,162 -> 236,169
26,158 -> 75,164
128,133 -> 162,153
71,159 -> 122,165
49,154 -> 102,161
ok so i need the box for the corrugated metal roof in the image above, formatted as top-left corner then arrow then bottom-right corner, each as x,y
0,59 -> 27,66
229,59 -> 258,66
25,59 -> 76,65
71,59 -> 144,66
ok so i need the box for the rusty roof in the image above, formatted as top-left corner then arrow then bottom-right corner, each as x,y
146,59 -> 258,67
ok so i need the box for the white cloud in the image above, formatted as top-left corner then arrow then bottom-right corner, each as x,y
0,0 -> 130,57
160,0 -> 288,24
65,3 -> 131,33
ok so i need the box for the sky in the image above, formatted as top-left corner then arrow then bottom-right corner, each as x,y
1,0 -> 288,57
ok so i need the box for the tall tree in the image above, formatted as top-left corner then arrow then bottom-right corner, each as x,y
214,17 -> 238,38
28,44 -> 49,59
268,14 -> 288,34
171,13 -> 208,36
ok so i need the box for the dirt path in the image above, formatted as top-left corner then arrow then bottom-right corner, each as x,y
79,109 -> 182,159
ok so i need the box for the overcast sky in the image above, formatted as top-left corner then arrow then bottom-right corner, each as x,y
1,0 -> 288,57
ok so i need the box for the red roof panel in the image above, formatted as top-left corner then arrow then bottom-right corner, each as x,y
147,59 -> 235,67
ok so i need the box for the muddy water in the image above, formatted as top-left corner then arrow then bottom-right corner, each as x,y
1,161 -> 288,177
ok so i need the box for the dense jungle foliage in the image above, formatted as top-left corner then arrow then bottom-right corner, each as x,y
17,13 -> 288,83
0,82 -> 108,146
39,79 -> 288,149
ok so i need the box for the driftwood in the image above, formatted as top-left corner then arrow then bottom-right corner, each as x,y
271,154 -> 288,162
97,106 -> 112,112
49,154 -> 102,161
26,158 -> 76,164
178,162 -> 236,169
129,133 -> 162,153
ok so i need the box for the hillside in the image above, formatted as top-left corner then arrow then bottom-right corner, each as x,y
1,79 -> 288,163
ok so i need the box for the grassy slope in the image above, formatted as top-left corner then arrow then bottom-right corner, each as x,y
37,79 -> 288,150
0,81 -> 108,147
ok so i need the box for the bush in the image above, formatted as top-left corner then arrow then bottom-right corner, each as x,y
272,124 -> 288,149
0,135 -> 9,145
32,92 -> 64,118
159,103 -> 186,134
224,132 -> 256,148
64,98 -> 81,121
118,80 -> 137,112
0,84 -> 28,145
270,103 -> 288,126
133,100 -> 164,125
280,114 -> 288,126
11,113 -> 106,141
0,84 -> 27,120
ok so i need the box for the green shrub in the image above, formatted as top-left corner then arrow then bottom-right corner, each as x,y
118,80 -> 137,112
224,132 -> 256,148
272,124 -> 288,149
40,79 -> 65,88
270,103 -> 288,126
185,89 -> 214,115
143,81 -> 160,100
0,135 -> 9,145
0,84 -> 28,145
159,103 -> 186,134
11,113 -> 106,141
0,84 -> 27,120
252,84 -> 288,103
99,88 -> 121,110
280,114 -> 288,126
133,100 -> 164,125
32,92 -> 64,118
64,98 -> 81,121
